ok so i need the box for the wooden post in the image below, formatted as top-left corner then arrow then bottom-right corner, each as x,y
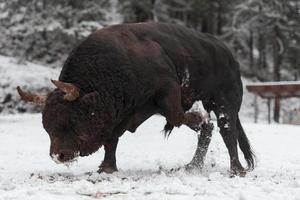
267,98 -> 271,124
254,94 -> 258,123
274,97 -> 280,123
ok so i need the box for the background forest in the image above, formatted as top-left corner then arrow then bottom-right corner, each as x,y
1,0 -> 299,80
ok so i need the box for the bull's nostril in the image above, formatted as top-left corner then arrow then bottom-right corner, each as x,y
59,153 -> 65,160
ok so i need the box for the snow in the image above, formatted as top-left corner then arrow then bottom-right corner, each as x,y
246,81 -> 300,86
181,67 -> 190,87
51,153 -> 62,164
0,114 -> 300,200
0,55 -> 59,88
105,0 -> 123,25
187,102 -> 210,124
0,55 -> 59,113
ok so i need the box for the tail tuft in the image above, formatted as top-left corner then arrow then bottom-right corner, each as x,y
163,121 -> 174,138
237,117 -> 256,170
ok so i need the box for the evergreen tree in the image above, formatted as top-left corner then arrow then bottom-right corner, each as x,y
0,0 -> 121,66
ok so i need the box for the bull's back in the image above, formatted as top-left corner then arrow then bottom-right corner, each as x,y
121,23 -> 241,93
60,22 -> 242,101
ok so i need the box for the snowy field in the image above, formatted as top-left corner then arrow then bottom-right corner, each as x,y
0,114 -> 300,200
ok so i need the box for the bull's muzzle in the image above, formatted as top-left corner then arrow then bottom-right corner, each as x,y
51,149 -> 79,164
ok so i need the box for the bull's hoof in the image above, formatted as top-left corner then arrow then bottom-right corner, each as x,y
185,162 -> 203,172
97,162 -> 118,174
229,166 -> 247,177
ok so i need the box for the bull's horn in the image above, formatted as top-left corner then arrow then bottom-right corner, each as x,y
51,80 -> 80,101
16,86 -> 47,105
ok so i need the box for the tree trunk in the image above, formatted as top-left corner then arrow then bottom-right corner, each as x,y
272,25 -> 284,123
202,0 -> 215,34
249,28 -> 254,72
151,0 -> 156,20
258,31 -> 266,71
216,0 -> 223,35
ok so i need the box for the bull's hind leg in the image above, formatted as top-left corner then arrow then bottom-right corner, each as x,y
213,95 -> 246,176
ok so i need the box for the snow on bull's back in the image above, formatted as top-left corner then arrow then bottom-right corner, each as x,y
0,55 -> 59,113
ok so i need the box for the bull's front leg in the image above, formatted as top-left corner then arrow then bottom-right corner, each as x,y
98,137 -> 119,174
97,103 -> 158,174
156,83 -> 206,130
186,121 -> 214,170
156,83 -> 214,170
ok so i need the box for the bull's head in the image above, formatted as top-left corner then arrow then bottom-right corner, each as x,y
17,81 -> 110,164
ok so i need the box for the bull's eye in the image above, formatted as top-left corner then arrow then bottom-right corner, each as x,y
78,134 -> 89,142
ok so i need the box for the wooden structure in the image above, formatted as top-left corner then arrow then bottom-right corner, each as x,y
246,81 -> 300,123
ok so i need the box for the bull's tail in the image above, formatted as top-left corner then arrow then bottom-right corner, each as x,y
163,121 -> 174,138
237,116 -> 255,170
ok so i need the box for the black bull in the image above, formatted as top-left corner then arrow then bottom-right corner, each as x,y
17,22 -> 255,175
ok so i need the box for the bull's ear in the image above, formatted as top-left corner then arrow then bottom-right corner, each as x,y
51,80 -> 80,101
17,86 -> 47,105
79,91 -> 100,105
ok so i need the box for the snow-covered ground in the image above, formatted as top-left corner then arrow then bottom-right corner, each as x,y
0,114 -> 299,200
0,55 -> 59,113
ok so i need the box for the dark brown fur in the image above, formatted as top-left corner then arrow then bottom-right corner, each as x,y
39,22 -> 254,174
